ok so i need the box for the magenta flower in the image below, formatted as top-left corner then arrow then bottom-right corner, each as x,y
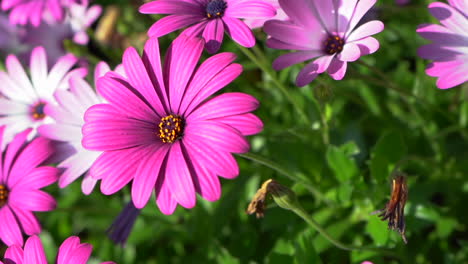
244,0 -> 288,29
0,126 -> 58,246
0,46 -> 86,148
417,0 -> 468,89
1,0 -> 64,27
2,235 -> 115,264
38,62 -> 120,195
139,0 -> 276,53
264,0 -> 384,86
82,35 -> 263,214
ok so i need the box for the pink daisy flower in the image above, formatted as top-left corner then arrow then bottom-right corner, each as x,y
2,235 -> 115,264
0,126 -> 58,246
82,35 -> 263,214
243,0 -> 288,29
264,0 -> 384,86
38,62 -> 122,195
139,0 -> 276,53
417,0 -> 468,89
1,0 -> 64,27
0,46 -> 86,148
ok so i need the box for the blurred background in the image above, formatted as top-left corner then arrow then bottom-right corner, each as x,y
1,0 -> 467,263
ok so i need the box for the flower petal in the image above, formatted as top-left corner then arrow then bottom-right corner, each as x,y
9,189 -> 56,212
212,113 -> 263,136
223,17 -> 255,48
296,55 -> 334,87
9,205 -> 41,235
203,19 -> 225,54
0,206 -> 23,246
147,14 -> 203,37
272,50 -> 323,71
155,178 -> 178,215
346,20 -> 384,42
23,235 -> 47,264
225,0 -> 276,19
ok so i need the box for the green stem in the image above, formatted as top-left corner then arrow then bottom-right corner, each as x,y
291,206 -> 398,257
238,152 -> 333,206
237,45 -> 309,123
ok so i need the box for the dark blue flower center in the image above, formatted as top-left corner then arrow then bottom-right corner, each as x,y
206,0 -> 227,19
324,35 -> 345,55
0,185 -> 8,207
31,101 -> 47,120
158,114 -> 184,143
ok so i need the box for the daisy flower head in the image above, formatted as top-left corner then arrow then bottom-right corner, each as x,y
0,126 -> 58,246
66,0 -> 102,45
264,0 -> 384,87
1,0 -> 64,27
139,0 -> 276,53
0,46 -> 86,149
82,35 -> 263,214
244,0 -> 288,29
2,235 -> 115,264
417,0 -> 468,89
38,62 -> 122,195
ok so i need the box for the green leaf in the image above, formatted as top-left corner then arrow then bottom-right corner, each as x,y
366,215 -> 389,246
369,131 -> 407,182
294,230 -> 322,264
326,143 -> 359,182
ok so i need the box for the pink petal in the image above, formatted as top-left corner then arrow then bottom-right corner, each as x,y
97,146 -> 154,195
123,47 -> 167,116
345,0 -> 377,35
181,20 -> 209,36
225,1 -> 276,19
266,37 -> 312,51
6,54 -> 35,97
428,2 -> 468,34
203,19 -> 225,54
264,19 -> 317,49
2,128 -> 31,182
63,244 -> 93,264
84,5 -> 102,27
9,189 -> 56,211
311,0 -> 335,31
139,0 -> 202,15
4,245 -> 24,263
327,58 -> 348,80
185,121 -> 249,153
188,152 -> 221,201
212,113 -> 263,136
337,42 -> 361,62
57,236 -> 81,264
165,141 -> 196,208
0,206 -> 23,246
165,35 -> 205,113
272,50 -> 323,71
155,178 -> 178,215
0,98 -> 29,115
131,145 -> 169,209
30,46 -> 48,92
222,17 -> 255,48
416,24 -> 464,45
96,76 -> 159,121
346,20 -> 384,42
188,92 -> 259,121
58,151 -> 100,188
142,37 -> 169,109
38,123 -> 82,142
278,0 -> 319,28
81,173 -> 98,195
296,55 -> 334,87
9,205 -> 41,235
23,235 -> 47,264
8,137 -> 55,188
0,71 -> 35,103
43,54 -> 78,96
183,63 -> 243,116
13,167 -> 58,190
147,14 -> 203,37
354,36 -> 380,56
182,134 -> 240,178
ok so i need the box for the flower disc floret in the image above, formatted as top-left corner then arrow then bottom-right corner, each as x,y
206,0 -> 227,18
0,185 -> 8,207
159,114 -> 184,143
324,35 -> 345,55
30,101 -> 47,120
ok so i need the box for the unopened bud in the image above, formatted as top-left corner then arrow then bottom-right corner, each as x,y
247,179 -> 300,217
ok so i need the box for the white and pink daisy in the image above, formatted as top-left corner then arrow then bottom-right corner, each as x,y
65,0 -> 102,45
264,0 -> 384,86
417,0 -> 468,89
38,62 -> 123,195
0,46 -> 86,148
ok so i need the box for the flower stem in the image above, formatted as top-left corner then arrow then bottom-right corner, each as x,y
238,152 -> 333,206
237,45 -> 309,123
291,205 -> 399,257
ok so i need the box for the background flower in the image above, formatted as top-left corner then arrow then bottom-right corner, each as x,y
0,126 -> 58,246
83,35 -> 263,214
243,0 -> 288,29
1,0 -> 64,27
0,46 -> 86,148
2,235 -> 115,264
417,0 -> 468,89
139,0 -> 276,53
264,0 -> 384,86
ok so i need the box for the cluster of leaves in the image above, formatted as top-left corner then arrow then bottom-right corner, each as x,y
1,0 -> 467,263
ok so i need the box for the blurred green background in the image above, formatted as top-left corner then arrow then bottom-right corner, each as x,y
1,0 -> 468,263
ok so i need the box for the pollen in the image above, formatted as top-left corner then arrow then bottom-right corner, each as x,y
324,35 -> 345,55
30,101 -> 47,120
158,114 -> 184,143
0,184 -> 8,207
206,0 -> 227,19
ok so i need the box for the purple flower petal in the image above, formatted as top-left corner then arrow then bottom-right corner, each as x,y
148,14 -> 203,37
225,0 -> 276,19
346,20 -> 384,42
212,113 -> 263,136
327,58 -> 348,80
139,0 -> 203,15
0,206 -> 23,246
155,178 -> 178,215
9,189 -> 56,211
296,55 -> 334,87
223,17 -> 255,48
272,50 -> 323,71
9,205 -> 41,235
203,19 -> 225,54
23,235 -> 47,264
